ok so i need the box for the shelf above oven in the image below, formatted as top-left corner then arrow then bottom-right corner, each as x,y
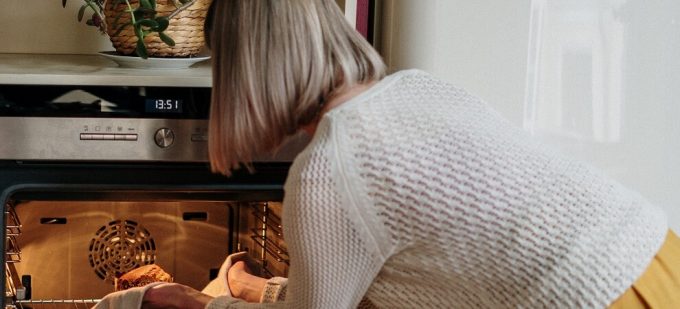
0,54 -> 211,88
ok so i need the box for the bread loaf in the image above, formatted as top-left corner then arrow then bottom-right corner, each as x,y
115,264 -> 173,291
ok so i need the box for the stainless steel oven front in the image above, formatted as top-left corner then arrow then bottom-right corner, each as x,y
0,83 -> 302,308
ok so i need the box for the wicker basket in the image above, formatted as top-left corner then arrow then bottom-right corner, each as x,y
104,0 -> 212,57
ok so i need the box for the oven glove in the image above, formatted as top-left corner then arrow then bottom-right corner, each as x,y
202,251 -> 261,297
92,282 -> 164,309
202,251 -> 289,304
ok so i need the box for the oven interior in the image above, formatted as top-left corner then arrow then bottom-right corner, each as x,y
4,196 -> 288,308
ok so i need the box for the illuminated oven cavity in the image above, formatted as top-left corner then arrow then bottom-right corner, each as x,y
88,220 -> 157,283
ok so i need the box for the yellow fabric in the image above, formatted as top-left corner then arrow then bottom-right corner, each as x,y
609,230 -> 680,309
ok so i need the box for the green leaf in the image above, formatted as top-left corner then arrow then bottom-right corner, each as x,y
136,39 -> 149,59
133,9 -> 144,20
135,26 -> 145,40
133,8 -> 155,20
77,4 -> 87,22
140,0 -> 152,9
134,26 -> 149,59
154,16 -> 169,32
135,7 -> 156,15
159,32 -> 175,46
149,0 -> 156,9
135,19 -> 159,29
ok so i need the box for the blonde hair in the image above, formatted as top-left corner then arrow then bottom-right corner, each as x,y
205,0 -> 386,175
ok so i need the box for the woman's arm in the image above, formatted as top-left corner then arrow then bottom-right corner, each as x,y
227,262 -> 288,303
205,137 -> 389,308
227,261 -> 269,302
142,283 -> 214,309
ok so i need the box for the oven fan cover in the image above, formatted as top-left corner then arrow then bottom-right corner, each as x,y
88,219 -> 157,283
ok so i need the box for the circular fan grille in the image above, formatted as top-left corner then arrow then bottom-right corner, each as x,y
88,220 -> 156,282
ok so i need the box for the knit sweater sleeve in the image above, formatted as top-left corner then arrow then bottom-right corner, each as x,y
206,118 -> 390,309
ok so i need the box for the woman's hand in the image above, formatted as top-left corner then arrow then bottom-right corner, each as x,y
142,283 -> 213,309
228,261 -> 268,303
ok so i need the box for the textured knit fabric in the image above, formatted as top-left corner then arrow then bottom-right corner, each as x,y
260,277 -> 288,303
609,230 -> 680,308
206,70 -> 668,309
259,277 -> 379,306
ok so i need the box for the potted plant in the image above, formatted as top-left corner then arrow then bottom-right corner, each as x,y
64,0 -> 211,58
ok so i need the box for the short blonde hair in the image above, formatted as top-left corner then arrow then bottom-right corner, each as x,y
205,0 -> 386,175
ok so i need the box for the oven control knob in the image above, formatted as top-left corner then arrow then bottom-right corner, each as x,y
154,128 -> 175,148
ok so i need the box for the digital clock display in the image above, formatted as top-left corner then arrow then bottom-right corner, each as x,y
145,99 -> 183,113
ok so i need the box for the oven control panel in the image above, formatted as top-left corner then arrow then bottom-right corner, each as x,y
0,117 -> 307,162
80,134 -> 139,141
0,117 -> 210,162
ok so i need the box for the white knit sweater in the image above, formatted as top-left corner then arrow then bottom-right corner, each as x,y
207,70 -> 668,309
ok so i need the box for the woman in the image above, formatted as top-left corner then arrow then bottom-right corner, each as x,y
130,0 -> 680,308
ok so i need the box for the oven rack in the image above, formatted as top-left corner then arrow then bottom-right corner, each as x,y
10,299 -> 100,309
5,206 -> 22,236
5,202 -> 22,300
250,228 -> 289,265
5,203 -> 22,264
5,237 -> 20,264
248,203 -> 289,278
250,203 -> 283,237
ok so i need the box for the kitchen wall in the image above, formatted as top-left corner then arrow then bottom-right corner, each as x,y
381,0 -> 680,232
0,0 -> 111,54
380,0 -> 532,125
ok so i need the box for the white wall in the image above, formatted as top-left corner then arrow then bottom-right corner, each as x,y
381,0 -> 532,124
0,0 -> 112,54
381,0 -> 680,232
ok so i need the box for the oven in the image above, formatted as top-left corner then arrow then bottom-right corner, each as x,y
0,74 -> 305,308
